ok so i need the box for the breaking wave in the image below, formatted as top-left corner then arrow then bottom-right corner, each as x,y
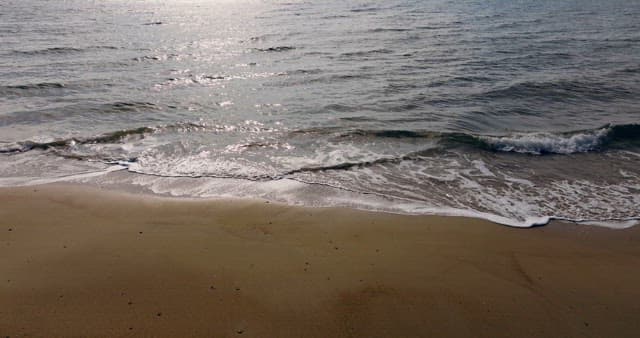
335,124 -> 640,155
0,127 -> 155,154
476,124 -> 640,154
3,123 -> 638,157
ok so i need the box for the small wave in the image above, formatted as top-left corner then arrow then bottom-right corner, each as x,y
617,66 -> 640,74
105,101 -> 158,113
274,72 -> 369,87
133,53 -> 180,62
156,74 -> 227,88
316,104 -> 353,113
4,82 -> 65,90
369,28 -> 412,33
322,74 -> 370,83
0,82 -> 67,97
90,45 -> 119,50
320,14 -> 350,19
239,34 -> 279,43
288,68 -> 324,75
287,126 -> 343,136
336,129 -> 433,140
11,45 -> 120,57
339,116 -> 379,122
13,47 -> 83,56
282,157 -> 403,176
416,25 -> 452,30
339,48 -> 394,58
426,75 -> 494,88
0,101 -> 161,128
254,46 -> 296,52
350,7 -> 380,13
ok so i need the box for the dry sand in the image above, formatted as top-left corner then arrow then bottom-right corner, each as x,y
1,184 -> 639,337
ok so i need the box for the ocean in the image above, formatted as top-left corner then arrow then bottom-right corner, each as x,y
1,0 -> 639,227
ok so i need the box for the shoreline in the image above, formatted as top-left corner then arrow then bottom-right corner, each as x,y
3,169 -> 637,229
2,183 -> 640,337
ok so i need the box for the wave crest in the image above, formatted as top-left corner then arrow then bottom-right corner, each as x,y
479,129 -> 608,155
476,124 -> 640,154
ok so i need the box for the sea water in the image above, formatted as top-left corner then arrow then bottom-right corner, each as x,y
1,0 -> 639,227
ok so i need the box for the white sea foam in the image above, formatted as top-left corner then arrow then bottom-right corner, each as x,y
0,163 -> 124,187
578,219 -> 639,229
85,171 -> 550,228
480,127 -> 609,154
1,125 -> 638,230
2,152 -> 636,230
75,154 -> 639,230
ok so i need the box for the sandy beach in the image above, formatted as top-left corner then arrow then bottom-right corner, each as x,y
1,184 -> 639,337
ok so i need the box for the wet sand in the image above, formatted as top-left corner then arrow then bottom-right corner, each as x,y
1,184 -> 639,337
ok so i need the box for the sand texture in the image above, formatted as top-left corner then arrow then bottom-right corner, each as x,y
1,185 -> 640,337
